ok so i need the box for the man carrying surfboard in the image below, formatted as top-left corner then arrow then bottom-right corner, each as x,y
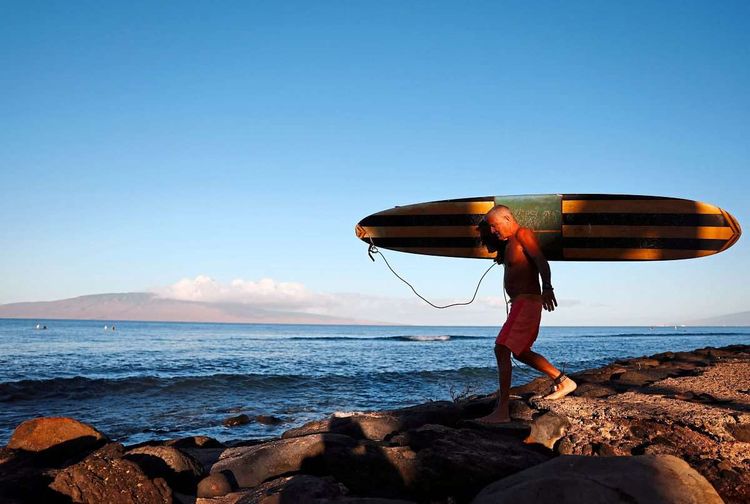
477,205 -> 577,424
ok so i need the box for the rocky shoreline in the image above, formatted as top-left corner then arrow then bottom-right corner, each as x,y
1,344 -> 748,503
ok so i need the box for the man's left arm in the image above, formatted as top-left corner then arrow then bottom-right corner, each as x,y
516,228 -> 558,312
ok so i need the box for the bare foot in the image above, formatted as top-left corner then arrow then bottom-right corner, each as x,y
474,411 -> 511,424
544,377 -> 577,400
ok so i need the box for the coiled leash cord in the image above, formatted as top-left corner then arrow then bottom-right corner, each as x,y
366,237 -> 497,309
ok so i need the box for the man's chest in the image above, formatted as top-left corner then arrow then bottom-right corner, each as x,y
503,240 -> 530,268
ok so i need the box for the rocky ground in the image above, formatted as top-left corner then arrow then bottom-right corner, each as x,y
1,344 -> 748,503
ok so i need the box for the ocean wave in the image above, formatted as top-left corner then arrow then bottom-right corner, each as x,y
0,367 -> 498,403
287,335 -> 487,342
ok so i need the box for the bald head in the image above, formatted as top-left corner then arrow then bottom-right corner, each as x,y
486,205 -> 514,221
484,205 -> 518,240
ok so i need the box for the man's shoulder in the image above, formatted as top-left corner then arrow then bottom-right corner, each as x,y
515,227 -> 542,250
516,227 -> 537,238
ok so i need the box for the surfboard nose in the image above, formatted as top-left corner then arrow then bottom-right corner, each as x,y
720,208 -> 742,252
355,223 -> 368,240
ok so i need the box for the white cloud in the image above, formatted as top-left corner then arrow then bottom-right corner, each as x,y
155,275 -> 335,311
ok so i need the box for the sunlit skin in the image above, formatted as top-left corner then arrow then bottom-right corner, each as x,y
476,207 -> 574,424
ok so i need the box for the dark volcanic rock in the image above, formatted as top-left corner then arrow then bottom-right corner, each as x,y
392,423 -> 551,502
224,414 -> 252,427
0,417 -> 112,503
326,443 -> 419,498
726,422 -> 750,442
8,417 -> 108,453
282,401 -> 462,441
610,368 -> 679,387
209,432 -> 418,499
228,474 -> 347,503
506,376 -> 550,398
209,433 -> 358,491
573,383 -> 617,398
49,443 -> 172,504
181,446 -> 226,473
0,446 -> 16,464
456,394 -> 496,418
197,472 -> 236,498
471,454 -> 724,504
255,415 -> 284,426
125,444 -> 204,493
0,449 -> 61,503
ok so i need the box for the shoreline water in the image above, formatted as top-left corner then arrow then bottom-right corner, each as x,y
1,319 -> 749,446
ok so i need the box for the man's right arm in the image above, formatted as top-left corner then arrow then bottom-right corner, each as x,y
516,228 -> 557,312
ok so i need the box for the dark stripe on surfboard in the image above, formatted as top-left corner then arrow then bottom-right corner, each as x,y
360,214 -> 486,227
562,248 -> 717,261
561,237 -> 726,251
370,237 -> 483,248
562,225 -> 734,240
562,213 -> 727,227
562,194 -> 670,201
430,196 -> 495,203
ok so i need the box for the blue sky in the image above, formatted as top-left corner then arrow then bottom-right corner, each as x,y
1,1 -> 748,325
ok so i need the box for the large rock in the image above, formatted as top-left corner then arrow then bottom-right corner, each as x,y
225,474 -> 346,503
324,443 -> 419,498
0,449 -> 61,503
183,447 -> 227,473
204,432 -> 418,500
393,424 -> 551,502
282,401 -> 462,441
208,433 -> 358,491
471,454 -> 724,504
8,417 -> 108,453
198,472 -> 237,498
49,443 -> 173,504
126,444 -> 205,493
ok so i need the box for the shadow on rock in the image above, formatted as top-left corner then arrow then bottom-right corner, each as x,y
295,416 -> 416,501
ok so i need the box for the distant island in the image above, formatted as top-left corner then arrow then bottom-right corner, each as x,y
1,292 -> 748,326
0,292 -> 381,325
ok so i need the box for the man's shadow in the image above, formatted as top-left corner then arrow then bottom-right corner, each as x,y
283,417 -> 412,503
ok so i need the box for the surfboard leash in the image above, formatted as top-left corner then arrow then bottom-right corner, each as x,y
364,235 -> 497,309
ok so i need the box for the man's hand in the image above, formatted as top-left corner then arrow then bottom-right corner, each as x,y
542,289 -> 557,312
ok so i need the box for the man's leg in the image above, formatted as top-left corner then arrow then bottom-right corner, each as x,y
516,349 -> 577,400
514,349 -> 559,378
476,344 -> 512,423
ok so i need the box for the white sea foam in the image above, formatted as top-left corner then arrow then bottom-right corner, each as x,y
403,335 -> 451,342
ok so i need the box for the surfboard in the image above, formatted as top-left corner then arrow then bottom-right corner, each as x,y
354,194 -> 741,261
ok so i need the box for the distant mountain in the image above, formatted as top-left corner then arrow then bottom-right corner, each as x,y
0,292 -> 375,325
686,311 -> 750,326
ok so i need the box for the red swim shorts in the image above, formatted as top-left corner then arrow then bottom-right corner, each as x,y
495,295 -> 542,355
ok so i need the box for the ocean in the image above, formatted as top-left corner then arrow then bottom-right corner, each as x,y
0,319 -> 747,446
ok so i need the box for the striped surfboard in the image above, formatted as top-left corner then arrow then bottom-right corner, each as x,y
354,194 -> 741,261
